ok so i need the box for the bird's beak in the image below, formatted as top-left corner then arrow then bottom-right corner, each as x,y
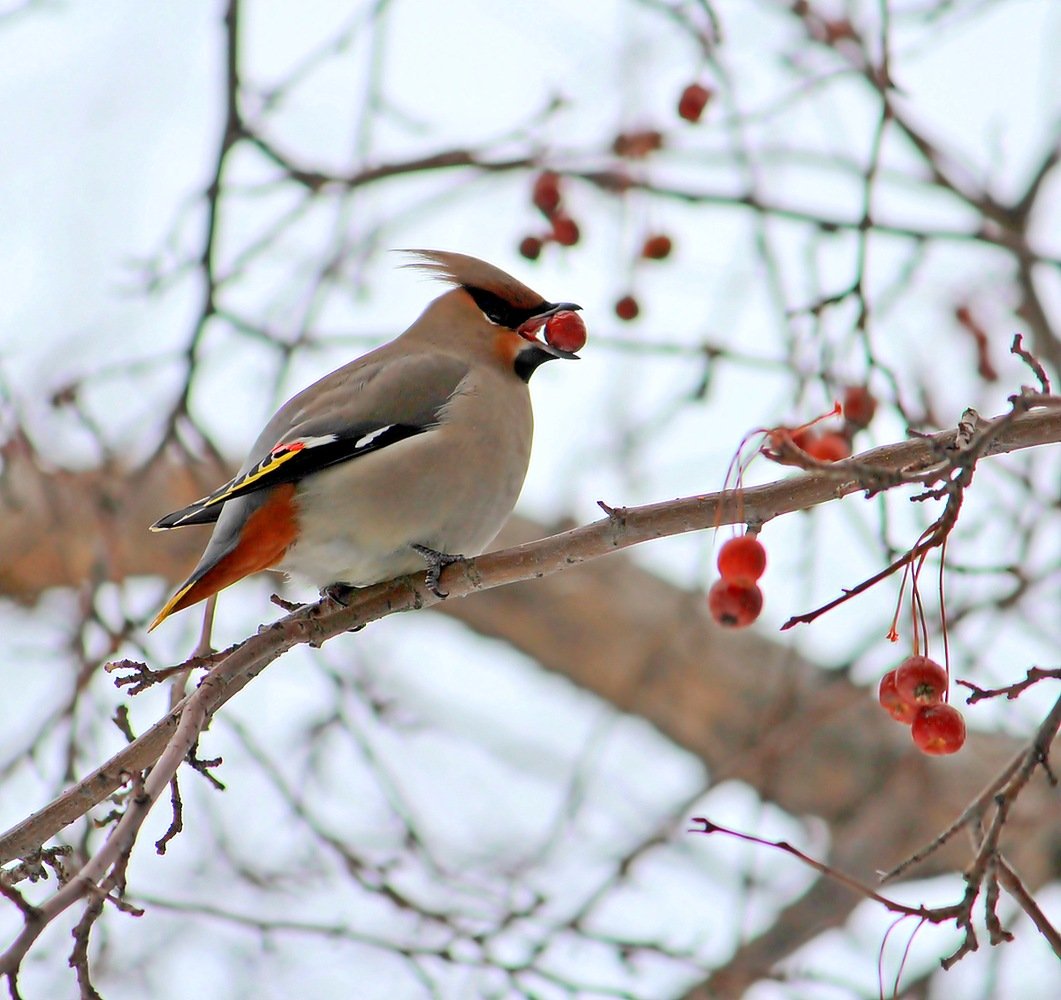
516,302 -> 582,342
516,302 -> 583,359
532,340 -> 580,361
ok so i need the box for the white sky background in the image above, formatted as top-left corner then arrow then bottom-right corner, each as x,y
1,0 -> 1060,997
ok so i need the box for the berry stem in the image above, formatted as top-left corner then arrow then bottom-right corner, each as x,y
782,518 -> 949,631
939,536 -> 952,698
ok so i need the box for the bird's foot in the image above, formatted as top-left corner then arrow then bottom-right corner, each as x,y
411,544 -> 465,598
321,582 -> 357,607
318,583 -> 367,631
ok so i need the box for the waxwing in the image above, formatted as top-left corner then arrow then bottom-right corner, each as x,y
148,250 -> 582,630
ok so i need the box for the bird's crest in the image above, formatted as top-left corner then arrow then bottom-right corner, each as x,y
400,249 -> 545,309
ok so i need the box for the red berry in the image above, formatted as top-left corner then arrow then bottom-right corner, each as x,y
716,535 -> 766,586
543,310 -> 587,353
532,172 -> 562,215
802,431 -> 851,462
878,670 -> 916,725
678,83 -> 712,123
615,294 -> 640,321
612,130 -> 664,158
550,215 -> 580,246
519,236 -> 543,261
641,234 -> 673,260
894,656 -> 947,707
911,704 -> 966,755
707,580 -> 763,628
842,385 -> 877,428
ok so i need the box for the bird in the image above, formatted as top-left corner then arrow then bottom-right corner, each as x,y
147,250 -> 582,631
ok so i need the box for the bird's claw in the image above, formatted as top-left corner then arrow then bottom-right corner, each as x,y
411,544 -> 464,598
321,582 -> 357,607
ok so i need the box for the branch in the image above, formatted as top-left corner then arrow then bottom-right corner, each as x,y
2,406 -> 1060,869
881,693 -> 1061,884
1,404 -> 1060,988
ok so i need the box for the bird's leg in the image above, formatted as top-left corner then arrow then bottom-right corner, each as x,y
321,582 -> 357,607
411,544 -> 465,598
317,583 -> 367,632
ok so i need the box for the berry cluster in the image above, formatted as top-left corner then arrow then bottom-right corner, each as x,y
878,656 -> 966,755
518,173 -> 581,260
716,382 -> 975,757
611,235 -> 675,323
608,80 -> 711,318
708,534 -> 766,628
764,386 -> 877,465
522,81 -> 712,315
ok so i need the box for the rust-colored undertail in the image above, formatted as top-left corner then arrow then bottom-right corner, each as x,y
149,484 -> 299,631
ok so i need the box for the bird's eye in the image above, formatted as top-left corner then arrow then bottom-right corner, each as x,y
464,285 -> 537,330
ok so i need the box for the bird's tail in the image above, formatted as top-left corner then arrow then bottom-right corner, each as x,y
149,484 -> 298,630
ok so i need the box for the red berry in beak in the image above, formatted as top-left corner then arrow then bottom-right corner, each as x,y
544,311 -> 587,353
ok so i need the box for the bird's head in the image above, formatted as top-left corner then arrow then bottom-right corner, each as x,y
401,249 -> 583,381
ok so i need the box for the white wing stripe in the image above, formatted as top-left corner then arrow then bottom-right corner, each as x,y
354,425 -> 396,449
293,434 -> 339,449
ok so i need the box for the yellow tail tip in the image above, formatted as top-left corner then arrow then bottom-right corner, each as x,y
148,581 -> 196,632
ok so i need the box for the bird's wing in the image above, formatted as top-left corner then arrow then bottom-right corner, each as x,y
151,353 -> 471,530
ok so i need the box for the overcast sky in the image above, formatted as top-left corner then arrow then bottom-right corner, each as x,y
1,2 -> 1060,997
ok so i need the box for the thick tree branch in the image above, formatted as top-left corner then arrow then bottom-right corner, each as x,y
2,407 -> 1058,604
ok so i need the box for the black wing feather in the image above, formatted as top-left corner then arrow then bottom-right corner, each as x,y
152,353 -> 471,531
150,424 -> 429,530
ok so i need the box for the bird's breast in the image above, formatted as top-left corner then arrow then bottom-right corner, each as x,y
278,375 -> 533,588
